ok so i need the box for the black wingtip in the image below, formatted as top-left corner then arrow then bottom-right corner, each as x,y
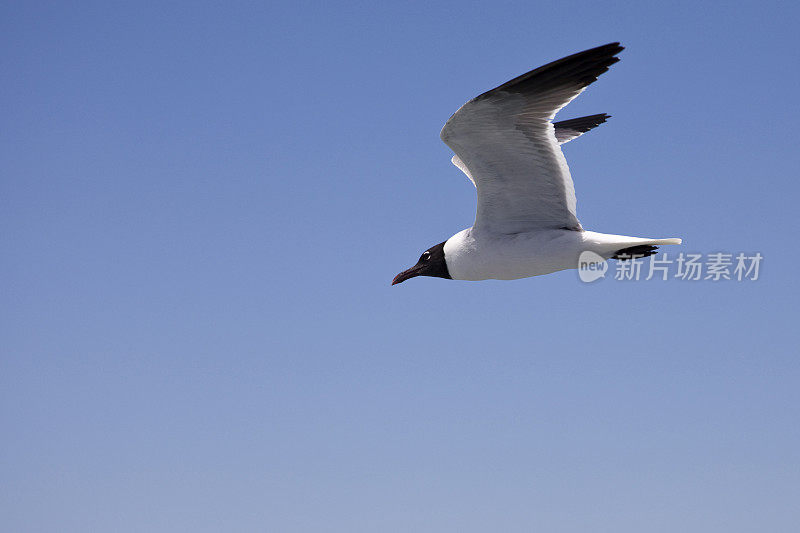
612,245 -> 658,260
593,42 -> 625,54
477,42 -> 625,101
553,113 -> 611,133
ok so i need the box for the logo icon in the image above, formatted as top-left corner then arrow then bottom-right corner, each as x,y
578,250 -> 607,283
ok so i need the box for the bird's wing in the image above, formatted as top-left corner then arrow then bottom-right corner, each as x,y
440,43 -> 623,234
451,113 -> 610,186
451,155 -> 476,186
553,113 -> 610,144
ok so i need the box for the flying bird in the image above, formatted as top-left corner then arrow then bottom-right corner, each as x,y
392,43 -> 681,285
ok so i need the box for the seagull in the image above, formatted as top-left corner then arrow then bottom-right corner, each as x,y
392,42 -> 681,285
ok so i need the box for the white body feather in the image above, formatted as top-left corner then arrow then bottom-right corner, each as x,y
444,228 -> 681,281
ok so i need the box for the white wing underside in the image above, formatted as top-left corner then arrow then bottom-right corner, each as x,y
447,106 -> 582,194
442,93 -> 584,233
440,43 -> 623,235
450,155 -> 476,186
451,113 -> 607,185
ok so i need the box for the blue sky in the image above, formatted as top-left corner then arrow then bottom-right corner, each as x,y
2,1 -> 799,531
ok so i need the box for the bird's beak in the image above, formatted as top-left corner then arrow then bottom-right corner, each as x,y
391,265 -> 422,285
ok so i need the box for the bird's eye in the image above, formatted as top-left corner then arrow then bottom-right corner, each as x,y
421,251 -> 431,261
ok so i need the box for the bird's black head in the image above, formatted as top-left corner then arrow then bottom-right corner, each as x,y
392,241 -> 451,285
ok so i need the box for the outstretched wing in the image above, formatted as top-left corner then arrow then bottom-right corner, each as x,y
451,113 -> 610,186
440,43 -> 623,234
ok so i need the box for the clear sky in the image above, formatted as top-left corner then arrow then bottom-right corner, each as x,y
2,1 -> 799,531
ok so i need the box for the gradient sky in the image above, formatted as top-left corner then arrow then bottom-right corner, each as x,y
3,2 -> 799,532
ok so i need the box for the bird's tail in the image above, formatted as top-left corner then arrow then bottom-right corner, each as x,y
647,238 -> 682,245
